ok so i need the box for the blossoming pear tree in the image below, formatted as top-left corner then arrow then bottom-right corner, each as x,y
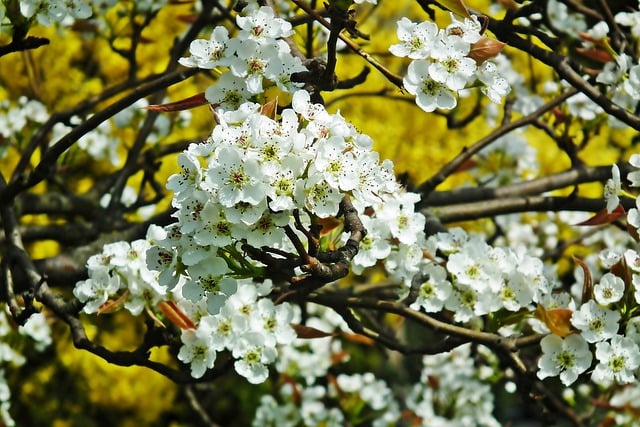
3,0 -> 640,425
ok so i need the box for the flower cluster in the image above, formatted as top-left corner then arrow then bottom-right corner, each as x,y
72,229 -> 297,383
536,158 -> 640,387
0,310 -> 52,427
14,0 -> 92,26
148,88 -> 413,311
178,5 -> 307,109
176,278 -> 296,383
406,344 -> 501,427
253,372 -> 400,427
76,84 -> 427,383
414,227 -> 553,323
0,97 -> 48,159
390,15 -> 510,112
73,239 -> 166,315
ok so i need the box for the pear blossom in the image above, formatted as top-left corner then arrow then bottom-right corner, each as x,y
73,267 -> 121,314
477,61 -> 511,103
232,332 -> 277,384
403,60 -> 457,112
411,263 -> 452,313
389,17 -> 439,59
592,335 -> 640,386
236,5 -> 294,42
178,320 -> 218,379
538,334 -> 593,386
594,273 -> 625,305
615,9 -> 640,40
428,35 -> 476,91
18,313 -> 52,351
571,300 -> 621,343
350,216 -> 392,274
445,13 -> 482,43
207,146 -> 267,207
204,73 -> 252,110
178,26 -> 232,69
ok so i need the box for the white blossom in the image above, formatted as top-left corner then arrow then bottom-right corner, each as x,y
538,334 -> 592,386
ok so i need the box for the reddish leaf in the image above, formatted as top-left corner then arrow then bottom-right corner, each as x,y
340,332 -> 375,346
261,98 -> 278,119
318,216 -> 342,236
573,256 -> 593,304
455,158 -> 477,172
534,305 -> 575,337
611,256 -> 632,290
330,350 -> 350,364
290,323 -> 335,339
552,107 -> 569,124
146,92 -> 209,112
577,32 -> 607,46
627,221 -> 640,242
158,301 -> 196,330
575,48 -> 614,64
574,205 -> 626,226
177,14 -> 199,23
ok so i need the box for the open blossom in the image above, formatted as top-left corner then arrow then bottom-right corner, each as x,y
428,34 -> 476,91
411,263 -> 452,312
178,319 -> 218,379
404,60 -> 457,112
236,5 -> 294,42
232,332 -> 277,384
178,26 -> 232,69
389,17 -> 439,59
592,335 -> 640,386
594,273 -> 625,305
476,61 -> 511,103
73,267 -> 121,314
571,300 -> 621,343
538,334 -> 592,386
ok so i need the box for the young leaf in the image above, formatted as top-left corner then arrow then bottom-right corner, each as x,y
146,92 -> 209,112
439,0 -> 471,18
535,305 -> 575,337
573,256 -> 593,304
158,301 -> 196,330
290,323 -> 335,339
574,205 -> 626,226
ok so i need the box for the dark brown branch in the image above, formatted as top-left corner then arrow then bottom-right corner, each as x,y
0,36 -> 49,56
488,18 -> 640,131
0,67 -> 199,205
421,163 -> 635,207
417,89 -> 577,195
290,0 -> 404,89
309,289 -> 580,425
332,304 -> 465,355
427,195 -> 631,224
